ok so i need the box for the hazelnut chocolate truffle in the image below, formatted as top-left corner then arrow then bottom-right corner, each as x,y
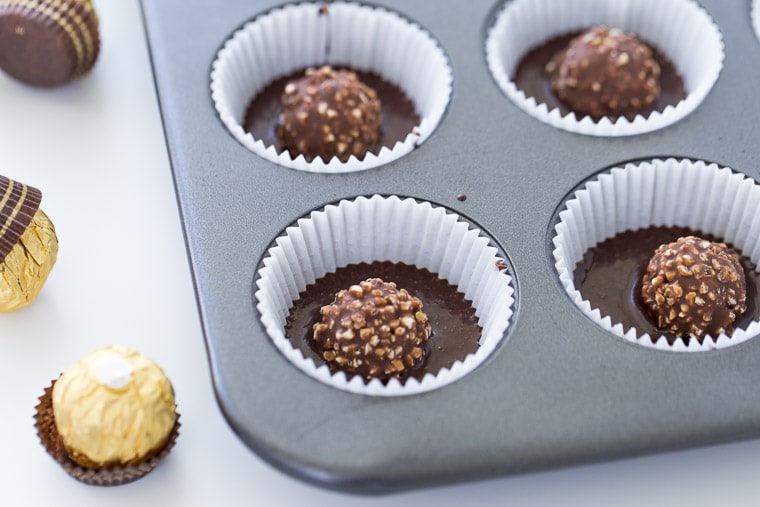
640,236 -> 747,338
545,26 -> 661,119
0,0 -> 100,87
313,278 -> 431,381
51,345 -> 178,470
276,66 -> 382,162
0,174 -> 58,312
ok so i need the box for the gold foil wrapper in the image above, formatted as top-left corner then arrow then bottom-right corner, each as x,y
0,208 -> 58,312
51,345 -> 177,469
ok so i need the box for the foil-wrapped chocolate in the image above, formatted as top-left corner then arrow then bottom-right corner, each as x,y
0,174 -> 58,312
51,345 -> 178,469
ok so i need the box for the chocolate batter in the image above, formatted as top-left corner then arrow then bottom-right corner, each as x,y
514,32 -> 685,122
285,262 -> 481,382
573,227 -> 760,345
244,69 -> 419,161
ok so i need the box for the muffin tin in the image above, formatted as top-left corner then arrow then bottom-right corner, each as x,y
141,0 -> 760,494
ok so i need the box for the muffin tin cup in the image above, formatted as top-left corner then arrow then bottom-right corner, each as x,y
485,0 -> 724,136
210,1 -> 452,173
254,194 -> 515,396
552,158 -> 760,351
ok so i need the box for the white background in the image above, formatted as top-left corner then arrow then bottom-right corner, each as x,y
2,1 -> 760,505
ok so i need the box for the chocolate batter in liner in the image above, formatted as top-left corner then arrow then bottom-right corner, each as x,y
285,261 -> 482,384
514,31 -> 686,123
573,226 -> 760,346
255,195 -> 515,395
244,69 -> 420,162
551,159 -> 760,351
484,0 -> 724,136
210,2 -> 453,172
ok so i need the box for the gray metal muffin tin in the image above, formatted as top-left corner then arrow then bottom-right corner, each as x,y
141,0 -> 760,494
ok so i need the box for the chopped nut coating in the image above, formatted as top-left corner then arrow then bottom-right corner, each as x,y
313,278 -> 430,380
640,236 -> 747,339
276,66 -> 382,162
545,26 -> 661,120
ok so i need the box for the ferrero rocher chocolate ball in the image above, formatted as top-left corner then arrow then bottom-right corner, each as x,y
313,278 -> 431,381
52,345 -> 177,469
545,26 -> 661,119
0,175 -> 58,312
640,236 -> 747,339
276,66 -> 382,162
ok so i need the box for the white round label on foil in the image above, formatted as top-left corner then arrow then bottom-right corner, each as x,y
92,354 -> 133,389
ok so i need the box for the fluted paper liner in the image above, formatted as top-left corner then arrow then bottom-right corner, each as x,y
1,0 -> 99,78
552,159 -> 760,351
485,0 -> 724,136
255,195 -> 515,395
0,175 -> 41,263
35,380 -> 180,486
61,0 -> 101,76
753,0 -> 760,44
211,2 -> 452,173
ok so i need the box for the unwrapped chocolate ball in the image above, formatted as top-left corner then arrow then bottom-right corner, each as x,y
0,174 -> 58,312
545,26 -> 661,119
640,236 -> 747,339
313,278 -> 431,381
51,345 -> 177,469
276,66 -> 382,163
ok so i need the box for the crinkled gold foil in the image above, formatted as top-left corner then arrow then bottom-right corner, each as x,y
0,208 -> 58,312
52,345 -> 177,469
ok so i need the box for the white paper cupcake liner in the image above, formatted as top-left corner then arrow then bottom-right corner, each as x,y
485,0 -> 724,136
552,158 -> 760,352
255,195 -> 515,396
211,2 -> 452,173
753,0 -> 760,44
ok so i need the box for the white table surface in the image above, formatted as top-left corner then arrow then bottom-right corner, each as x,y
2,1 -> 760,505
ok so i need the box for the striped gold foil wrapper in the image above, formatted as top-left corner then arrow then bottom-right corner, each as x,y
0,175 -> 58,312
